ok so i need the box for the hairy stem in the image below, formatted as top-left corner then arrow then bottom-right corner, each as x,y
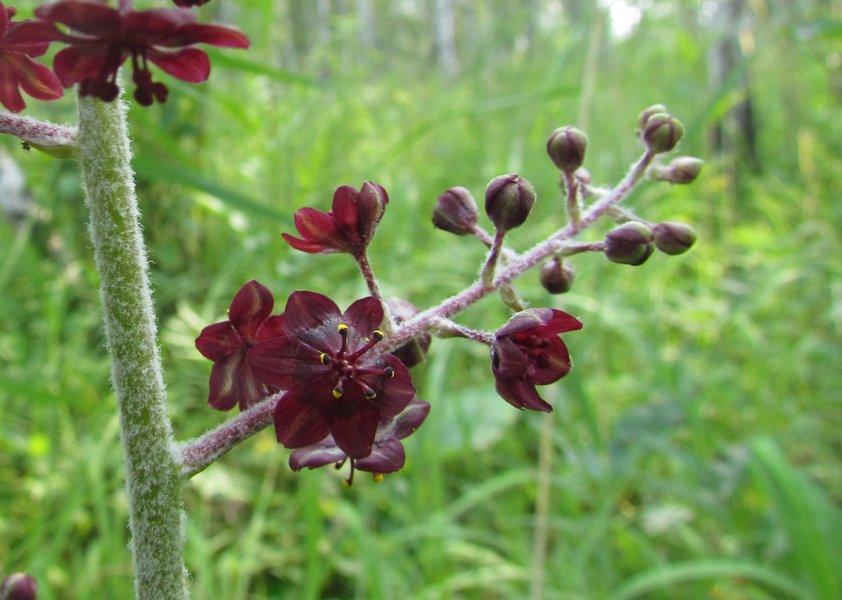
77,95 -> 187,600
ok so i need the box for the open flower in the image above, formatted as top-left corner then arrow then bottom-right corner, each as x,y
195,280 -> 285,411
282,182 -> 389,257
491,308 -> 583,412
290,397 -> 430,484
248,291 -> 416,459
23,0 -> 249,105
0,2 -> 63,112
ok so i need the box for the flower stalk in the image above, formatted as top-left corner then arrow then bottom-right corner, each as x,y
77,93 -> 187,600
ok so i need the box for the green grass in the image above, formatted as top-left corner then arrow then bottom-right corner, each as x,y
1,2 -> 841,599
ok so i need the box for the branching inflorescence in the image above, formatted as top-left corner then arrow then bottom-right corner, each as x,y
0,1 -> 703,596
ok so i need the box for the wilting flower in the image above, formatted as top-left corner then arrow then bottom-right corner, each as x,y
282,182 -> 389,258
195,280 -> 285,411
0,2 -> 63,112
491,308 -> 583,412
248,291 -> 416,459
20,0 -> 249,105
290,397 -> 430,484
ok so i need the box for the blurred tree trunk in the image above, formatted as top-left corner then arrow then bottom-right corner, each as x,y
708,0 -> 760,170
434,0 -> 460,79
357,0 -> 376,50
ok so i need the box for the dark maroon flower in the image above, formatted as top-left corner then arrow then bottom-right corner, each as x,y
248,291 -> 416,459
282,182 -> 389,258
0,2 -> 63,112
24,0 -> 248,105
195,280 -> 285,411
491,308 -> 583,412
173,0 -> 211,7
290,397 -> 430,484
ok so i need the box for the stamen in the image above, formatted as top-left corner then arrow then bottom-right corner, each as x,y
372,330 -> 385,341
347,330 -> 385,361
373,474 -> 385,483
332,385 -> 344,398
320,352 -> 330,365
384,366 -> 395,378
337,323 -> 349,355
344,459 -> 356,487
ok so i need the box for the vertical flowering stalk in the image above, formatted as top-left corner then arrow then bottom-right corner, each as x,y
76,94 -> 187,600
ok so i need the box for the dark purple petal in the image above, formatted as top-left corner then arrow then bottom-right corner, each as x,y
162,22 -> 250,48
356,437 -> 405,473
52,44 -> 117,87
286,207 -> 347,254
491,336 -> 529,379
0,70 -> 25,112
121,8 -> 195,38
371,355 -> 416,417
207,349 -> 263,411
195,321 -> 241,361
330,389 -> 379,458
274,389 -> 333,448
356,181 -> 388,240
281,233 -> 332,254
528,337 -> 572,385
289,436 -> 346,471
228,280 -> 274,342
146,47 -> 209,83
342,296 -> 383,336
389,398 -> 431,440
35,1 -> 122,35
330,185 -> 361,247
248,336 -> 327,389
255,314 -> 286,342
3,21 -> 64,54
494,376 -> 552,412
283,291 -> 341,337
0,3 -> 8,37
17,57 -> 63,100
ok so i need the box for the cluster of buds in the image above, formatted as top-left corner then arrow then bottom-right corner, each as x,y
191,105 -> 702,484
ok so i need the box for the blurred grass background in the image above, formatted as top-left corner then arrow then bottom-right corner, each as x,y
1,0 -> 841,598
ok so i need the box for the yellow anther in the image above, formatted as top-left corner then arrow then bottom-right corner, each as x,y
372,330 -> 384,341
320,352 -> 329,364
384,366 -> 395,378
332,386 -> 344,399
373,474 -> 385,483
364,389 -> 377,400
337,323 -> 348,333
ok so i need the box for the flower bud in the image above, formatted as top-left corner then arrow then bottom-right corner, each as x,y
386,298 -> 431,368
431,186 -> 478,235
653,222 -> 696,255
484,174 -> 536,232
638,104 -> 668,129
604,221 -> 654,266
540,257 -> 575,294
546,126 -> 588,172
649,156 -> 703,184
0,573 -> 37,600
642,113 -> 684,154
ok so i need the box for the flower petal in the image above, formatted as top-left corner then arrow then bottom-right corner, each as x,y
122,8 -> 195,38
195,321 -> 242,360
207,349 -> 264,411
35,1 -> 121,36
330,185 -> 361,247
274,389 -> 333,449
161,23 -> 250,49
17,57 -> 64,100
388,398 -> 431,440
52,45 -> 116,87
0,72 -> 26,112
283,291 -> 341,338
288,436 -> 346,471
367,354 -> 416,418
289,207 -> 348,252
342,296 -> 383,336
356,437 -> 405,473
281,233 -> 333,254
228,280 -> 274,342
494,376 -> 552,412
528,337 -> 572,385
147,47 -> 209,83
490,336 -> 529,379
330,389 -> 379,458
255,314 -> 286,342
247,336 -> 326,389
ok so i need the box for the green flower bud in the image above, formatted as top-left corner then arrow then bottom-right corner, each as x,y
484,173 -> 536,232
546,126 -> 588,173
540,257 -> 575,294
642,113 -> 684,154
432,186 -> 479,235
604,221 -> 654,266
653,222 -> 696,255
638,104 -> 668,129
649,156 -> 704,184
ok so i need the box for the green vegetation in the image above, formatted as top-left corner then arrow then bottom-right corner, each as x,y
1,2 -> 840,598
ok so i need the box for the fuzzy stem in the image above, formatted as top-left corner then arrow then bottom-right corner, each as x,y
357,251 -> 396,333
0,113 -> 77,156
179,394 -> 279,478
77,95 -> 187,600
563,170 -> 582,226
480,228 -> 506,288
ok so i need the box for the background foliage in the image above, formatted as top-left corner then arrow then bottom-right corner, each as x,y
1,0 -> 841,598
